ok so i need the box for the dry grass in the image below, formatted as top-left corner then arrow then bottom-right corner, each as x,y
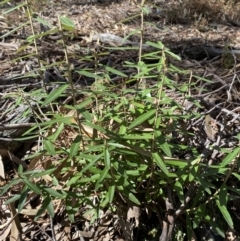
162,0 -> 240,25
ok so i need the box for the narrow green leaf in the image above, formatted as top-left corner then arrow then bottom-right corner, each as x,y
67,174 -> 82,186
104,147 -> 110,169
3,2 -> 26,14
42,84 -> 69,105
35,17 -> 53,28
126,170 -> 140,176
219,184 -> 228,206
152,152 -> 169,176
50,123 -> 64,142
232,172 -> 240,180
204,215 -> 225,237
4,195 -> 21,205
22,179 -> 42,195
78,174 -> 101,184
108,185 -> 115,203
128,193 -> 141,205
146,41 -> 164,49
0,178 -> 22,196
220,147 -> 240,167
192,204 -> 206,229
128,109 -> 155,130
44,188 -> 65,199
52,176 -> 58,186
69,135 -> 82,158
76,70 -> 102,80
119,125 -> 127,135
160,141 -> 172,157
95,167 -> 109,190
196,173 -> 213,195
18,188 -> 28,213
165,49 -> 181,61
189,165 -> 198,182
80,153 -> 103,174
30,168 -> 56,178
60,16 -> 75,30
122,134 -> 153,140
76,96 -> 94,109
101,197 -> 110,208
216,199 -> 233,229
174,181 -> 184,203
18,164 -> 23,174
83,122 -> 107,134
106,66 -> 127,77
46,197 -> 55,218
34,196 -> 53,221
164,159 -> 188,168
186,212 -> 194,240
44,140 -> 56,155
108,142 -> 125,148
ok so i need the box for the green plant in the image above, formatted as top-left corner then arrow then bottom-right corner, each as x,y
1,1 -> 240,241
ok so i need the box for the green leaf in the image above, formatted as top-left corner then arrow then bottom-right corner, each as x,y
60,16 -> 75,30
189,165 -> 198,182
44,140 -> 56,155
160,141 -> 172,157
122,133 -> 153,140
0,178 -> 22,196
80,153 -> 103,174
42,84 -> 69,105
18,188 -> 28,213
192,204 -> 206,229
22,179 -> 42,195
220,147 -> 240,167
108,142 -> 125,148
78,174 -> 101,184
4,195 -> 21,205
152,152 -> 169,176
18,164 -> 23,174
165,159 -> 188,168
104,147 -> 110,169
35,17 -> 53,28
52,176 -> 58,186
105,66 -> 127,77
76,70 -> 102,80
108,185 -> 115,203
34,196 -> 53,221
165,49 -> 181,61
219,184 -> 228,206
76,96 -> 94,109
126,170 -> 140,176
46,197 -> 55,218
30,168 -> 56,178
216,199 -> 233,229
204,215 -> 225,238
146,41 -> 164,49
95,167 -> 109,190
232,172 -> 240,180
69,135 -> 82,158
50,123 -> 64,142
67,174 -> 82,186
44,188 -> 65,199
196,173 -> 213,195
3,2 -> 26,14
128,193 -> 141,205
174,181 -> 184,203
128,109 -> 155,130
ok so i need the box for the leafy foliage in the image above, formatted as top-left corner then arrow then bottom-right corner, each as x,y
1,0 -> 240,240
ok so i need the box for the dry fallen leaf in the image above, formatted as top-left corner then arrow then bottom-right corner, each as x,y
127,206 -> 141,227
0,155 -> 5,180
